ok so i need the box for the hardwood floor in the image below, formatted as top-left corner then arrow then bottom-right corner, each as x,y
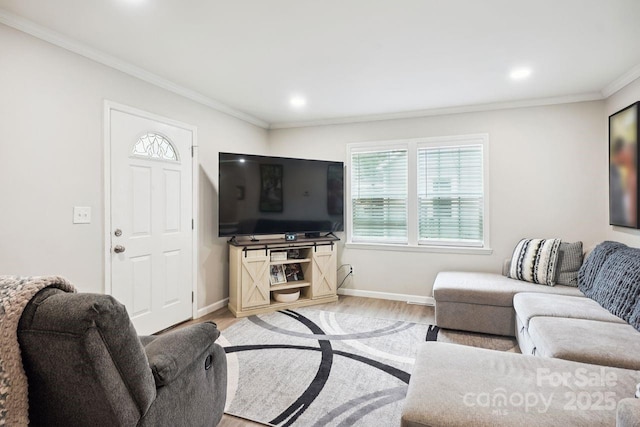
189,295 -> 435,333
219,414 -> 266,427
180,296 -> 435,427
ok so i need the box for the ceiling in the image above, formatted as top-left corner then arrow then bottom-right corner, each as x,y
1,0 -> 640,128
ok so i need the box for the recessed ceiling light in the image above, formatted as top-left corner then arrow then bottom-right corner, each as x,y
510,67 -> 532,81
290,96 -> 306,108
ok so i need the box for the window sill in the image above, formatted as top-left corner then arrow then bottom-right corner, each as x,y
344,242 -> 493,255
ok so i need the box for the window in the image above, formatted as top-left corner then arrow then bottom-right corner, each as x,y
132,132 -> 178,161
418,144 -> 484,245
347,134 -> 489,251
351,149 -> 408,243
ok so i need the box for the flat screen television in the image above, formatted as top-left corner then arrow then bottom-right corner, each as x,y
218,152 -> 344,237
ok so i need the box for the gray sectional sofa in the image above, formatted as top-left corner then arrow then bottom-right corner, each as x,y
402,241 -> 640,426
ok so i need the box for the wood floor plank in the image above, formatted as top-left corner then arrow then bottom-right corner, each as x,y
219,414 -> 267,427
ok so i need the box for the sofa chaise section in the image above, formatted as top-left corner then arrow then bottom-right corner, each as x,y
528,317 -> 640,370
434,271 -> 584,336
513,292 -> 640,371
402,342 -> 640,427
513,292 -> 626,355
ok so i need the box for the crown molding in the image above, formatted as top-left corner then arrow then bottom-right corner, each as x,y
601,63 -> 640,98
4,8 -> 639,132
269,92 -> 604,129
0,9 -> 269,129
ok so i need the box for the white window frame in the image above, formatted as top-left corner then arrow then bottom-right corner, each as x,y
346,134 -> 491,254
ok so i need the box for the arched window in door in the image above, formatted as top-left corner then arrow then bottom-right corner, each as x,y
132,132 -> 179,161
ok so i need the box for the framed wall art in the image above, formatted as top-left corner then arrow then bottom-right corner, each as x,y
609,102 -> 640,228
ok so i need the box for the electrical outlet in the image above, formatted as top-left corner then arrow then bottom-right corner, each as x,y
73,206 -> 91,224
350,266 -> 354,275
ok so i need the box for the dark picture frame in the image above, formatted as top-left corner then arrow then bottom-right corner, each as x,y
259,164 -> 283,212
609,102 -> 640,228
284,263 -> 304,282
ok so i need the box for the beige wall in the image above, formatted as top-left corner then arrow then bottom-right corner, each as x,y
0,24 -> 269,308
1,20 -> 628,305
268,101 -> 607,298
605,77 -> 640,246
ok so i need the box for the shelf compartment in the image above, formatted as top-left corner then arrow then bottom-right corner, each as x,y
269,296 -> 312,308
270,281 -> 311,291
270,258 -> 311,266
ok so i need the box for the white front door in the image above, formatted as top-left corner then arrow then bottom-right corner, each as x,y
108,106 -> 194,335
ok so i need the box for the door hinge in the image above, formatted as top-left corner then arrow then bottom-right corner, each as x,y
192,219 -> 194,229
191,146 -> 194,157
192,291 -> 194,303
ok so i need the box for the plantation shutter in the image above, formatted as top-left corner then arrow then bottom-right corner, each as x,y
351,149 -> 408,243
418,144 -> 483,245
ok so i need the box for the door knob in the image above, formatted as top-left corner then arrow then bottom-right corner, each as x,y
114,245 -> 126,254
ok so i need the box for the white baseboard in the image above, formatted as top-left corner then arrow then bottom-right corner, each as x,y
196,298 -> 229,318
337,288 -> 435,306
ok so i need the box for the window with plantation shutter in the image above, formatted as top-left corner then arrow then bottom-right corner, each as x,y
418,144 -> 484,246
351,149 -> 408,243
347,134 -> 489,251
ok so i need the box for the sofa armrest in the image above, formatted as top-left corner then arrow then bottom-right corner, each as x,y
617,398 -> 640,427
144,322 -> 221,387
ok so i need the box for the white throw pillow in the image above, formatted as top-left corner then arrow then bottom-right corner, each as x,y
508,238 -> 562,286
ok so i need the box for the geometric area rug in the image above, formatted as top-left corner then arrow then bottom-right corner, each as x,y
218,308 -> 518,426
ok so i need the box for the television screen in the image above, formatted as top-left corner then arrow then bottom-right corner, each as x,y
218,152 -> 344,237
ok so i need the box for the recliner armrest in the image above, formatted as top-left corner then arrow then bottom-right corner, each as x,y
144,322 -> 221,387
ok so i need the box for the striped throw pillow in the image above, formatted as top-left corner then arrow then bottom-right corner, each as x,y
509,238 -> 562,286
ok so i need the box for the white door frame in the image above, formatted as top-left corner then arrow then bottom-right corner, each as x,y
103,100 -> 199,320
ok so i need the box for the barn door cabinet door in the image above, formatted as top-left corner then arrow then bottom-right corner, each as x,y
311,244 -> 337,298
229,247 -> 270,310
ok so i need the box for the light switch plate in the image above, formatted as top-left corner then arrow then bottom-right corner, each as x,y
73,206 -> 91,224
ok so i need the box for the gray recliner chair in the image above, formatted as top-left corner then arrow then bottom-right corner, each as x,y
17,287 -> 227,427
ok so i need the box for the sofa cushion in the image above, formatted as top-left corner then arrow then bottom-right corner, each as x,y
528,317 -> 640,370
508,238 -> 562,285
402,342 -> 640,427
434,272 -> 584,307
514,293 -> 624,330
555,241 -> 583,286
